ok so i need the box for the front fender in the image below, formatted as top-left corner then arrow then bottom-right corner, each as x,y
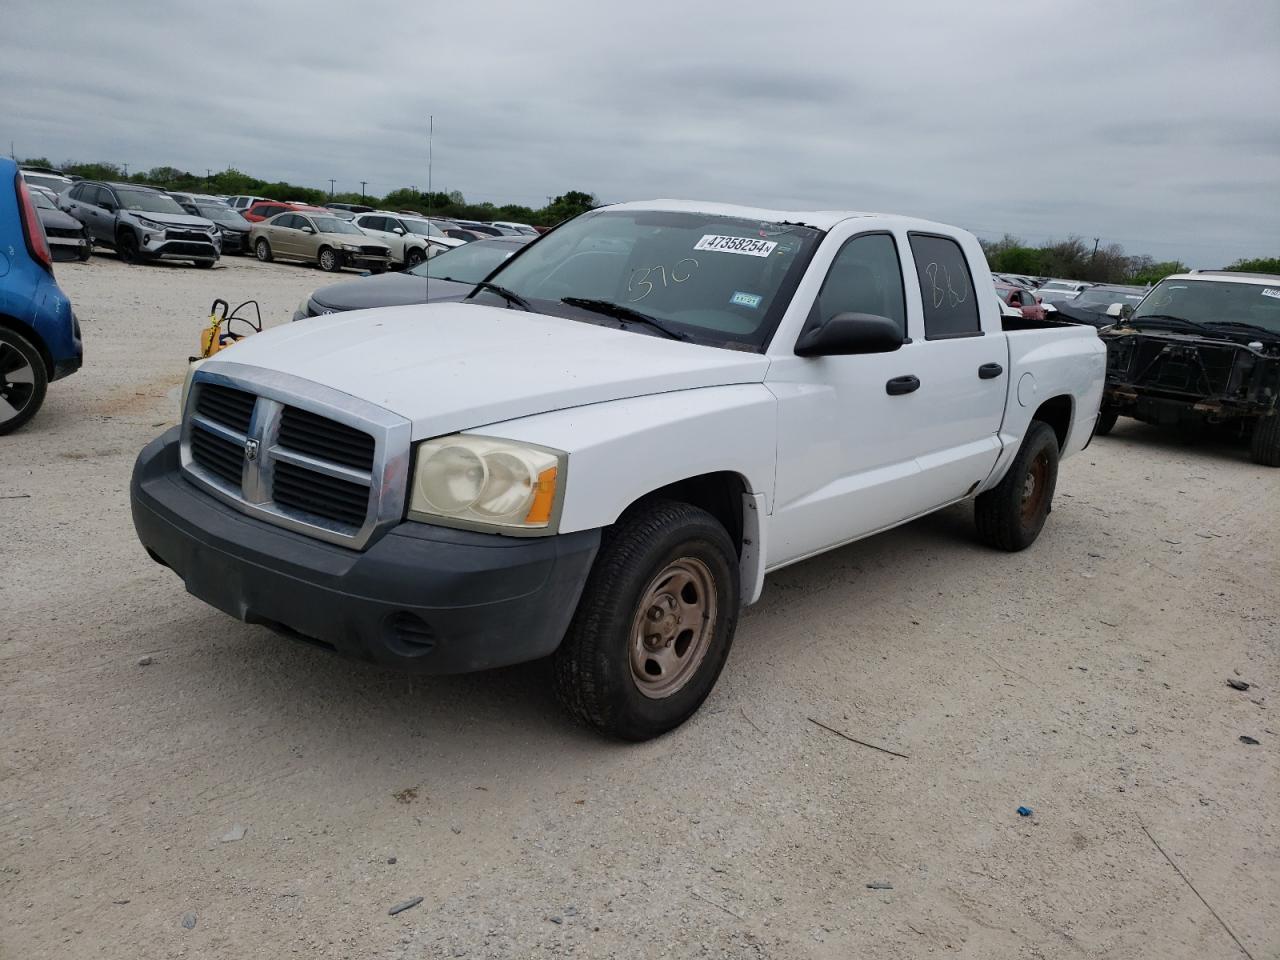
481,384 -> 778,534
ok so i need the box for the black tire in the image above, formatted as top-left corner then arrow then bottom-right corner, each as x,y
317,247 -> 341,272
975,421 -> 1060,552
1250,414 -> 1280,467
77,243 -> 92,262
553,500 -> 740,741
0,329 -> 49,436
1094,408 -> 1119,436
255,238 -> 273,262
404,247 -> 425,268
117,229 -> 140,264
194,259 -> 215,269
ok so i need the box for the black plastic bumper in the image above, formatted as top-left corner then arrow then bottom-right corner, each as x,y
130,430 -> 600,673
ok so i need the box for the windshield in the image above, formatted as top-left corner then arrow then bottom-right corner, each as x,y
312,216 -> 363,235
196,204 -> 248,226
483,209 -> 822,349
1133,278 -> 1280,334
30,190 -> 55,210
401,218 -> 445,237
24,173 -> 71,194
116,188 -> 185,214
1040,280 -> 1078,291
408,239 -> 523,282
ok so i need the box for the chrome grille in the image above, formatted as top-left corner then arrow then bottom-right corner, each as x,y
179,365 -> 411,549
272,460 -> 370,526
196,383 -> 255,433
278,406 -> 374,470
190,427 -> 244,489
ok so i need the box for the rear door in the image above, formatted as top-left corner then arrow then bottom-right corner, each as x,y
271,214 -> 302,257
899,232 -> 1006,511
357,216 -> 400,261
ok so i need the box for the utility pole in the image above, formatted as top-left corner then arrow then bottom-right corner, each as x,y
328,178 -> 336,198
122,162 -> 129,177
1091,237 -> 1101,260
360,180 -> 367,198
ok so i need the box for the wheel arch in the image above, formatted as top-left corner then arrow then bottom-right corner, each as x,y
1032,394 -> 1074,450
0,313 -> 53,376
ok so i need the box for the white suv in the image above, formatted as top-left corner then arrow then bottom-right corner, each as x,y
353,212 -> 462,267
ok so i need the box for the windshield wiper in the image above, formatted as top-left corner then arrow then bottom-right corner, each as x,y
1204,320 -> 1277,337
1127,313 -> 1216,335
560,297 -> 689,341
472,281 -> 532,311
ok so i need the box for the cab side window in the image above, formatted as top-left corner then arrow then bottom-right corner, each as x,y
815,233 -> 907,335
909,234 -> 981,338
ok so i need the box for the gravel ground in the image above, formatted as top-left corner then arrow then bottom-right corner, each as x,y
2,254 -> 1277,959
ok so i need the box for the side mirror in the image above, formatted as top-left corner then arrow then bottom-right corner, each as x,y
795,312 -> 904,357
301,226 -> 315,234
1105,303 -> 1124,318
392,227 -> 405,235
100,200 -> 115,212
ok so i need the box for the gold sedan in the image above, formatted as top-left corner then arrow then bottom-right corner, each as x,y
249,211 -> 392,273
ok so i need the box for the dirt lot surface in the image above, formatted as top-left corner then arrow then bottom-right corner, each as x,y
3,254 -> 1277,959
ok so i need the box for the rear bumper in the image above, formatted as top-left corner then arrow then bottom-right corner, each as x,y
130,430 -> 600,673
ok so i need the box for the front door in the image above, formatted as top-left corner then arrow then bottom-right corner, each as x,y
767,231 -> 929,565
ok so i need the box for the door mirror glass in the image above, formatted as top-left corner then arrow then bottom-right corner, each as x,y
1120,303 -> 1135,320
795,312 -> 904,357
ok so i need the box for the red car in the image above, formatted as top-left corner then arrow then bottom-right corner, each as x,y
242,200 -> 328,223
995,281 -> 1046,320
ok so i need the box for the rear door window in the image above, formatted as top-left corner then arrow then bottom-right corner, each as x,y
909,234 -> 981,338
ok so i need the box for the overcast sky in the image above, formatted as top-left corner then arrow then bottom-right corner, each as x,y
4,0 -> 1277,266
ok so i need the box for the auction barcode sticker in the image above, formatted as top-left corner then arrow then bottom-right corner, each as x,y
694,235 -> 778,257
1262,288 -> 1280,300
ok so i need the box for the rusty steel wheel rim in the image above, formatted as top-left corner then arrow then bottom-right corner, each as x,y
629,557 -> 718,700
1021,451 -> 1050,523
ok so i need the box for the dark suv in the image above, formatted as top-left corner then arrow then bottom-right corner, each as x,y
1097,271 -> 1280,465
60,181 -> 220,267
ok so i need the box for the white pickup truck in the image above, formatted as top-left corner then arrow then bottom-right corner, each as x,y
131,200 -> 1105,740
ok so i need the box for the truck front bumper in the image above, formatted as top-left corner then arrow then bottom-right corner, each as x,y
130,430 -> 600,673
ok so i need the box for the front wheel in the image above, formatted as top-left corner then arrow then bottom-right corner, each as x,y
78,242 -> 92,262
975,421 -> 1060,551
117,230 -> 140,264
0,329 -> 49,436
194,259 -> 215,269
404,247 -> 425,268
255,238 -> 273,262
1250,413 -> 1280,467
317,247 -> 341,272
554,500 -> 740,741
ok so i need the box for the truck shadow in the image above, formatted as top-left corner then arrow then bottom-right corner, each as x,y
1098,417 -> 1257,465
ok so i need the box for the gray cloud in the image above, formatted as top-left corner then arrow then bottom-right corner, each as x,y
2,0 -> 1277,265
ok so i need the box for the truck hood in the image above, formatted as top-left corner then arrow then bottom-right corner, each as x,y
207,302 -> 771,439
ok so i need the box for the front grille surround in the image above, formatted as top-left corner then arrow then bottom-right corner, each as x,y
179,363 -> 411,550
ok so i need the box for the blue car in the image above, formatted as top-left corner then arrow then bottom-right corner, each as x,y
1,156 -> 82,434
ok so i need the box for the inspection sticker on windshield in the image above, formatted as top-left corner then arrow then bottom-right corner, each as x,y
730,291 -> 763,308
695,234 -> 777,257
1262,288 -> 1280,300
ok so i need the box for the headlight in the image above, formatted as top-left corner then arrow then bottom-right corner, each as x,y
408,436 -> 564,534
341,243 -> 361,252
137,217 -> 168,232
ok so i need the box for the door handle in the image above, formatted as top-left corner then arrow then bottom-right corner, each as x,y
979,362 -> 1004,379
885,375 -> 920,396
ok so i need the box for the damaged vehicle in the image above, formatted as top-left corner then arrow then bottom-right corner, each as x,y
1096,270 -> 1280,465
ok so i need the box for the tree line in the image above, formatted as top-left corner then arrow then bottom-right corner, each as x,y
20,157 -> 1278,280
20,157 -> 598,227
979,233 -> 1278,286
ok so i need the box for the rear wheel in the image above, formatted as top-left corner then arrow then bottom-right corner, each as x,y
255,238 -> 273,262
554,500 -> 740,741
975,421 -> 1060,551
0,329 -> 49,436
318,247 -> 340,272
1094,408 -> 1119,436
1250,413 -> 1280,467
